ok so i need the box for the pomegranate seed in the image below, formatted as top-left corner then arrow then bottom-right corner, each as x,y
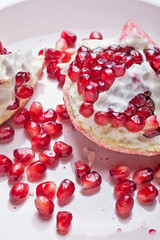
75,52 -> 88,67
143,127 -> 160,138
61,51 -> 71,63
137,106 -> 152,119
36,181 -> 57,199
116,194 -> 134,217
124,103 -> 137,116
24,120 -> 41,137
96,58 -> 108,67
31,133 -> 51,149
56,67 -> 66,86
55,38 -> 68,51
81,171 -> 102,190
56,104 -> 69,120
38,49 -> 45,56
77,74 -> 90,94
42,121 -> 63,136
100,50 -> 114,61
145,98 -> 155,112
110,52 -> 126,64
98,81 -> 109,92
104,61 -> 115,69
16,84 -> 33,98
83,85 -> 98,103
108,45 -> 120,52
130,49 -> 143,64
0,155 -> 12,174
143,115 -> 159,131
39,149 -> 59,167
8,162 -> 24,182
122,55 -> 135,68
57,179 -> 75,203
109,165 -> 130,182
45,48 -> 62,61
7,97 -> 20,110
90,65 -> 103,81
13,148 -> 35,163
144,49 -> 157,62
0,124 -> 14,142
154,164 -> 160,183
83,52 -> 98,69
110,112 -> 127,128
100,68 -> 115,88
144,91 -> 151,97
120,46 -> 134,53
12,107 -> 30,125
113,63 -> 126,77
26,160 -> 47,181
78,46 -> 90,53
132,168 -> 153,185
15,72 -> 30,87
53,141 -> 72,158
29,101 -> 43,122
74,160 -> 90,179
131,93 -> 146,108
39,108 -> 57,123
89,31 -> 103,40
78,67 -> 90,76
114,180 -> 136,198
79,102 -> 94,118
94,111 -> 110,125
152,55 -> 160,69
10,183 -> 29,204
67,63 -> 80,82
92,47 -> 104,54
154,47 -> 160,54
61,30 -> 77,47
35,195 -> 54,218
47,61 -> 59,77
57,211 -> 73,234
125,115 -> 145,132
137,184 -> 158,203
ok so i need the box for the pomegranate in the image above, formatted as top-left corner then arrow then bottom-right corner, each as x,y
26,161 -> 47,181
39,149 -> 59,167
56,211 -> 73,234
31,133 -> 51,149
89,31 -> 103,40
16,84 -> 34,98
56,104 -> 69,120
132,167 -> 153,185
12,107 -> 30,125
137,184 -> 158,203
114,180 -> 136,198
42,121 -> 63,136
35,195 -> 54,218
7,97 -> 20,110
13,148 -> 35,163
0,124 -> 14,142
81,171 -> 102,190
36,181 -> 57,199
74,160 -> 90,179
116,194 -> 134,217
39,108 -> 57,123
24,120 -> 41,137
109,165 -> 131,182
0,155 -> 12,174
10,183 -> 29,204
8,162 -> 24,182
61,30 -> 77,47
29,101 -> 43,122
57,179 -> 75,203
53,141 -> 73,158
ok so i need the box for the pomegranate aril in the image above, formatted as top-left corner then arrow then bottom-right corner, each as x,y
57,179 -> 75,203
143,127 -> 160,138
31,133 -> 51,149
90,65 -> 103,81
10,183 -> 29,204
8,162 -> 24,182
53,141 -> 72,158
83,85 -> 98,103
74,160 -> 90,179
24,120 -> 41,137
120,46 -> 134,53
7,97 -> 20,110
75,52 -> 88,67
113,63 -> 126,77
12,107 -> 30,125
116,194 -> 134,217
0,155 -> 12,174
77,74 -> 90,94
137,106 -> 152,119
89,31 -> 103,40
144,91 -> 151,97
67,63 -> 80,82
57,211 -> 73,235
81,171 -> 102,190
15,71 -> 30,87
152,55 -> 160,69
143,115 -> 159,131
108,44 -> 121,52
29,101 -> 43,122
38,49 -> 45,56
144,49 -> 157,62
26,160 -> 47,181
133,167 -> 153,185
39,149 -> 59,167
39,108 -> 57,123
35,195 -> 54,218
122,55 -> 135,68
77,46 -> 90,53
0,124 -> 14,142
110,52 -> 126,64
109,165 -> 130,182
13,148 -> 35,163
94,111 -> 110,125
124,103 -> 137,117
96,58 -> 107,67
130,93 -> 146,108
137,184 -> 158,203
61,30 -> 77,47
110,112 -> 127,128
83,52 -> 98,68
154,164 -> 160,183
36,181 -> 57,199
100,68 -> 115,88
114,180 -> 136,198
79,102 -> 94,118
56,104 -> 69,120
145,98 -> 155,112
47,61 -> 59,77
16,84 -> 33,98
100,50 -> 114,61
98,81 -> 109,92
125,115 -> 145,132
61,51 -> 71,63
56,67 -> 66,86
92,47 -> 104,54
45,48 -> 62,61
42,121 -> 63,136
55,38 -> 68,51
78,67 -> 90,76
130,49 -> 143,64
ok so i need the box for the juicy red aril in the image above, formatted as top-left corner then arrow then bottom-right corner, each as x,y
152,55 -> 160,69
83,52 -> 98,68
122,56 -> 135,68
53,141 -> 72,158
89,31 -> 103,40
8,162 -> 24,182
77,46 -> 90,53
92,47 -> 104,54
39,108 -> 57,123
130,49 -> 143,64
83,85 -> 98,103
145,98 -> 155,112
94,111 -> 110,125
132,167 -> 153,185
74,160 -> 90,179
26,160 -> 47,181
116,194 -> 134,217
12,107 -> 30,125
13,148 -> 35,163
39,149 -> 59,167
15,71 -> 30,87
110,52 -> 126,64
0,155 -> 12,173
10,183 -> 29,204
108,45 -> 121,52
45,48 -> 62,61
16,85 -> 33,98
77,74 -> 90,94
143,127 -> 160,138
100,50 -> 114,61
137,184 -> 158,203
154,164 -> 160,183
120,46 -> 134,53
67,63 -> 80,82
78,67 -> 90,76
144,91 -> 151,97
110,112 -> 127,128
29,101 -> 43,122
35,195 -> 54,218
100,68 -> 115,88
57,179 -> 75,203
75,52 -> 88,67
55,38 -> 68,51
61,51 -> 71,63
98,81 -> 109,92
56,104 -> 69,120
31,133 -> 51,148
144,49 -> 157,62
124,103 -> 137,117
109,165 -> 130,182
90,65 -> 102,81
56,67 -> 66,86
0,124 -> 14,142
137,106 -> 152,119
7,97 -> 20,110
61,30 -> 77,47
144,115 -> 159,131
79,102 -> 94,118
130,93 -> 146,108
47,61 -> 59,77
42,121 -> 63,136
24,120 -> 41,137
96,58 -> 107,67
81,171 -> 102,190
57,211 -> 73,235
36,181 -> 57,199
125,115 -> 145,132
113,63 -> 126,77
38,49 -> 45,56
114,180 -> 136,198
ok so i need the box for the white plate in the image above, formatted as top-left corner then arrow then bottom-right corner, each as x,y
1,0 -> 160,239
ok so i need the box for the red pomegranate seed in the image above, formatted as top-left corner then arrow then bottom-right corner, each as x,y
57,211 -> 73,235
61,51 -> 71,63
100,50 -> 114,61
77,46 -> 90,53
90,65 -> 103,81
56,104 -> 69,120
130,49 -> 143,64
67,63 -> 80,82
125,115 -> 145,132
154,164 -> 160,183
120,46 -> 134,53
77,74 -> 90,94
124,103 -> 137,117
122,55 -> 135,68
10,183 -> 29,204
143,115 -> 159,131
16,84 -> 33,98
144,91 -> 152,98
89,31 -> 103,40
12,107 -> 30,125
15,72 -> 30,87
45,48 -> 62,61
152,55 -> 160,69
26,160 -> 47,181
29,101 -> 43,122
56,67 -> 66,86
7,97 -> 20,110
75,52 -> 88,67
83,85 -> 98,103
114,180 -> 136,198
42,121 -> 63,136
39,149 -> 59,167
145,98 -> 155,112
137,184 -> 158,203
39,108 -> 57,123
108,45 -> 120,52
24,120 -> 41,137
13,148 -> 35,163
94,111 -> 110,125
36,181 -> 57,199
35,195 -> 54,218
57,179 -> 75,203
53,141 -> 72,158
110,112 -> 127,128
132,167 -> 153,185
144,49 -> 157,62
92,47 -> 104,54
0,155 -> 12,173
100,68 -> 115,88
79,102 -> 94,118
61,30 -> 77,47
98,81 -> 109,92
109,165 -> 130,182
55,38 -> 68,51
47,61 -> 59,77
74,160 -> 90,179
96,58 -> 107,67
130,93 -> 146,108
113,63 -> 126,77
143,127 -> 160,138
137,106 -> 152,119
78,68 -> 90,76
0,124 -> 14,142
8,162 -> 24,182
81,171 -> 102,190
110,52 -> 126,64
116,194 -> 134,217
83,52 -> 98,69
31,133 -> 51,149
38,49 -> 45,56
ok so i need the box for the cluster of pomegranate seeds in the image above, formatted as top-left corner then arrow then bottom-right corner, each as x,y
144,47 -> 160,73
0,124 -> 14,142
